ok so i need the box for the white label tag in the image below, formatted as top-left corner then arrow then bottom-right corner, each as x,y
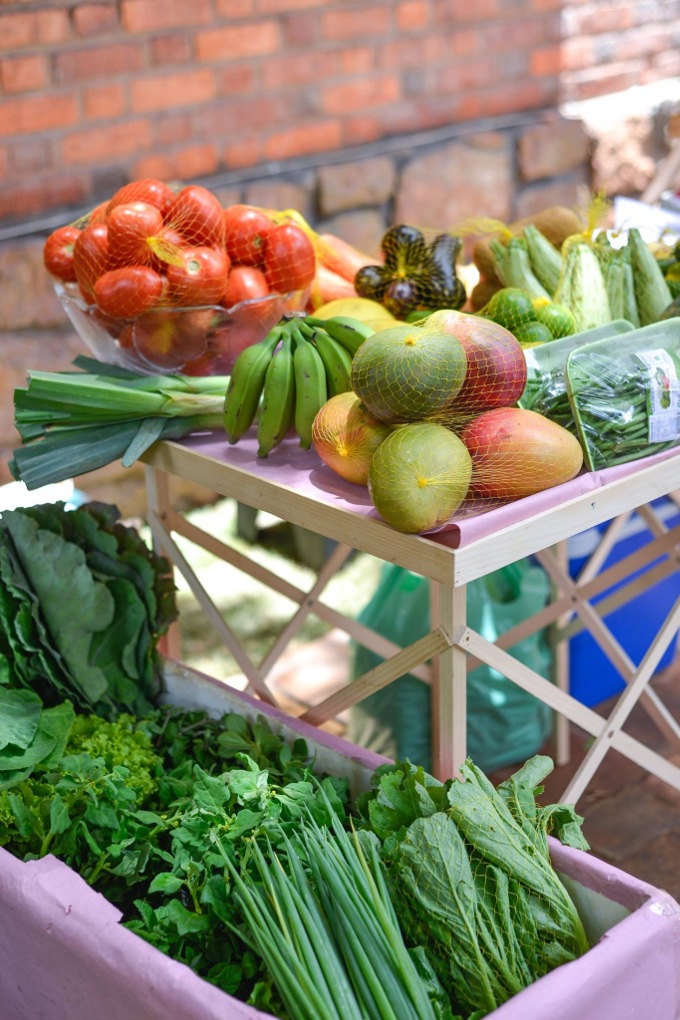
636,349 -> 680,442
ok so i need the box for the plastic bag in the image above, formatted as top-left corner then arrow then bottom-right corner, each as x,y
347,559 -> 553,773
567,318 -> 680,470
519,319 -> 634,433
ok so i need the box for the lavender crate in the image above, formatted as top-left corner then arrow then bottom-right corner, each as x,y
1,660 -> 679,1020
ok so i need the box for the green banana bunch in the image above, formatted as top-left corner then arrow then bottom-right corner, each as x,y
256,333 -> 296,458
296,321 -> 352,397
222,313 -> 375,455
292,328 -> 328,449
305,314 -> 374,355
223,328 -> 282,443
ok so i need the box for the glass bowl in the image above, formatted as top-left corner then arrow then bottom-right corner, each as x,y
55,282 -> 306,376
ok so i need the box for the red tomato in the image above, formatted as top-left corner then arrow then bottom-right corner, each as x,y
94,266 -> 164,318
73,223 -> 110,299
264,223 -> 316,293
107,201 -> 165,267
223,265 -> 270,307
222,205 -> 274,266
166,185 -> 224,248
43,225 -> 81,282
167,246 -> 230,306
106,178 -> 175,219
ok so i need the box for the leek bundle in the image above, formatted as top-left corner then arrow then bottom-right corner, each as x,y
11,356 -> 228,490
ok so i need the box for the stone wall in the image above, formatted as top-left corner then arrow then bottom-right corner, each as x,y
0,110 -> 592,517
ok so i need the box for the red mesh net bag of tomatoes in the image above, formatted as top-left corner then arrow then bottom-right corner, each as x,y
43,179 -> 318,375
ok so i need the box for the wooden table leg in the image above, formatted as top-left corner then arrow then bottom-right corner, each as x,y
431,581 -> 467,781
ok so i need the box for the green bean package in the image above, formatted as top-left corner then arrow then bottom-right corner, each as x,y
519,320 -> 634,433
566,319 -> 680,471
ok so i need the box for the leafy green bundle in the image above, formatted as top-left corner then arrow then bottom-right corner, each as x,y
357,756 -> 590,1018
0,704 -> 349,1012
0,501 -> 176,718
225,807 -> 444,1020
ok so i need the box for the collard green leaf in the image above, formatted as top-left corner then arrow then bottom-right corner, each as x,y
0,510 -> 112,705
0,688 -> 42,750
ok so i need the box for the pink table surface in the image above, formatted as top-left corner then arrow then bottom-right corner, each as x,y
174,431 -> 680,549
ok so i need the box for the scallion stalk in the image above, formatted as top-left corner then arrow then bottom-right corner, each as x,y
11,356 -> 229,489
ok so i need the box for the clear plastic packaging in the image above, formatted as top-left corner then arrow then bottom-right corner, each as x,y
566,318 -> 680,470
519,319 -> 635,433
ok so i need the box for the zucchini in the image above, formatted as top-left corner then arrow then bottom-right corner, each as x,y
627,227 -> 673,326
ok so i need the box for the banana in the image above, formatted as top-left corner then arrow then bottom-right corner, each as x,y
292,329 -> 328,449
256,333 -> 296,458
223,329 -> 282,443
310,326 -> 353,397
306,314 -> 375,355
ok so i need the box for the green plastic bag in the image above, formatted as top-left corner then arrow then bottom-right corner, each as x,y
347,560 -> 553,773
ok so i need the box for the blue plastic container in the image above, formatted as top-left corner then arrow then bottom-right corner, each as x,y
568,498 -> 680,707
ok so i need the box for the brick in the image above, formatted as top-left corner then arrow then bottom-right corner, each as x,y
480,16 -> 562,53
342,114 -> 383,146
258,0 -> 324,11
263,120 -> 343,161
437,59 -> 505,93
320,75 -> 400,116
0,172 -> 89,230
223,136 -> 262,168
338,47 -> 375,75
0,9 -> 69,50
0,146 -> 7,181
195,97 -> 286,136
219,63 -> 258,95
396,0 -> 430,31
561,35 -> 595,72
479,77 -> 557,115
379,35 -> 446,69
7,137 -> 53,174
442,0 -> 503,21
570,3 -> 634,36
617,25 -> 670,60
61,119 -> 152,164
121,0 -> 212,33
281,11 -> 320,46
0,93 -> 79,137
83,83 -> 126,120
530,45 -> 563,77
150,33 -> 192,66
55,43 -> 144,84
133,144 -> 219,183
518,116 -> 591,182
261,52 -> 337,89
0,54 -> 48,93
72,3 -> 119,36
318,157 -> 396,217
130,69 -> 216,113
214,0 -> 256,16
195,22 -> 280,61
322,6 -> 392,41
154,111 -> 193,147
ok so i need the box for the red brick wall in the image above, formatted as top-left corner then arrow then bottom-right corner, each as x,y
0,0 -> 566,225
560,0 -> 680,102
1,1 -> 677,228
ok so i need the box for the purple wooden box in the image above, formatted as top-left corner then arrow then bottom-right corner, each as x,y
2,661 -> 680,1020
